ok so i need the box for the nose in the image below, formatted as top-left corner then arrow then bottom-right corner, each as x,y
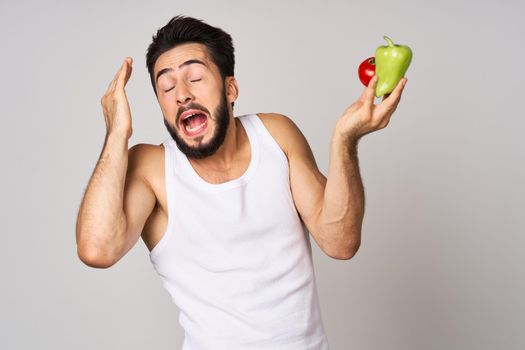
176,82 -> 194,106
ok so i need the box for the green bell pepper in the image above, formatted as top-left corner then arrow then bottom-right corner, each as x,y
375,36 -> 412,97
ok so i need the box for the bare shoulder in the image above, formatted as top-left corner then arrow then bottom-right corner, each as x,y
128,143 -> 164,171
256,112 -> 306,158
127,143 -> 165,194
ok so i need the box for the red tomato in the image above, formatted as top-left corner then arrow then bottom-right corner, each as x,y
358,57 -> 376,87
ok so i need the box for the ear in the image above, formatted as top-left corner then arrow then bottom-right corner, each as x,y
225,76 -> 239,104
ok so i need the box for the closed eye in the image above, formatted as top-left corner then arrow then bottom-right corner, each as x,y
163,79 -> 201,93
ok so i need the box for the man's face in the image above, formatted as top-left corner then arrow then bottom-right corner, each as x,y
154,43 -> 233,159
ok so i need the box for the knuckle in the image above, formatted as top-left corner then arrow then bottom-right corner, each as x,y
375,118 -> 387,130
106,92 -> 117,101
384,102 -> 397,113
371,116 -> 383,129
101,91 -> 120,105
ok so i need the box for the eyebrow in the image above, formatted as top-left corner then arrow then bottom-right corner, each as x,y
155,59 -> 208,84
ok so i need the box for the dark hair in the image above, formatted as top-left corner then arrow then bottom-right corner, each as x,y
146,16 -> 235,98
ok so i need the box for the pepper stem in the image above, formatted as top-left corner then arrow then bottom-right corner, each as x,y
384,36 -> 394,47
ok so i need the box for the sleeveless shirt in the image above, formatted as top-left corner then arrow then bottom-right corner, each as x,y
149,114 -> 329,349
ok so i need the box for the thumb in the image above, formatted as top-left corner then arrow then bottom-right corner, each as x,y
359,75 -> 378,105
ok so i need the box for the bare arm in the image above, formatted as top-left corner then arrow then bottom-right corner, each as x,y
318,76 -> 407,258
282,75 -> 407,260
284,120 -> 364,260
76,134 -> 129,267
316,131 -> 365,259
76,58 -> 156,268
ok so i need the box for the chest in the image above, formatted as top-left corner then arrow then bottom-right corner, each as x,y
188,154 -> 251,184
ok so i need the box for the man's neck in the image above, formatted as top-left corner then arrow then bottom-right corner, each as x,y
189,116 -> 244,171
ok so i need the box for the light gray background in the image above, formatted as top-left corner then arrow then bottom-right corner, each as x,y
1,0 -> 523,349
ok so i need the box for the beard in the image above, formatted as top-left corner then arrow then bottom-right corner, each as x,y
163,88 -> 230,160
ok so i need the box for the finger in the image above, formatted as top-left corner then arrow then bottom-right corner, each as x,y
124,57 -> 133,85
383,77 -> 407,105
116,57 -> 133,90
375,77 -> 407,116
360,75 -> 378,107
106,59 -> 127,92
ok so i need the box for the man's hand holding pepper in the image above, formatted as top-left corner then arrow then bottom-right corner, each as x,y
334,75 -> 407,145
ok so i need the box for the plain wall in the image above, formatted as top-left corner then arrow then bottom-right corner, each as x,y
1,0 -> 523,349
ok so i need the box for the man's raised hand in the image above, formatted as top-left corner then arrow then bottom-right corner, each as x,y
101,57 -> 134,140
334,75 -> 407,143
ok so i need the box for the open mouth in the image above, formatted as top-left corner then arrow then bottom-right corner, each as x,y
181,112 -> 208,136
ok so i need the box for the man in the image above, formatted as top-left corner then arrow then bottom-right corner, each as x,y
76,15 -> 406,349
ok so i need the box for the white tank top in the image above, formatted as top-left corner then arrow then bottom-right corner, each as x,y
149,114 -> 329,349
